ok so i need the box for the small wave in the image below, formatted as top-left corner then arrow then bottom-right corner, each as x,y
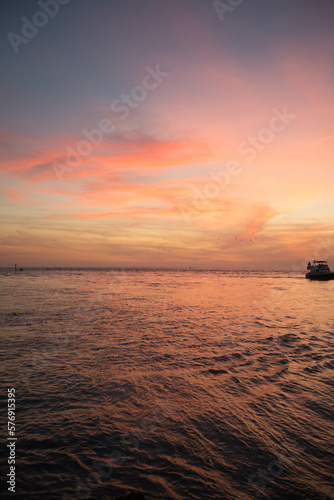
208,368 -> 229,375
278,333 -> 300,343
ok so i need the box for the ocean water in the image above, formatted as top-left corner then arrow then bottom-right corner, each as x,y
0,268 -> 333,500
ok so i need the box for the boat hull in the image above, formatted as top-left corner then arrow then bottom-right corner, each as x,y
306,273 -> 334,281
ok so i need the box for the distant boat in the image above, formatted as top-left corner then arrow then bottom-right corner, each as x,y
306,260 -> 334,281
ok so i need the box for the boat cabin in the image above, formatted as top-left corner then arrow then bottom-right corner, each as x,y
307,260 -> 330,274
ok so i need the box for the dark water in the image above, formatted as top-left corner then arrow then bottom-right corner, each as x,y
0,269 -> 333,499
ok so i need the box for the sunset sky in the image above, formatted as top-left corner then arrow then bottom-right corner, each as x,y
1,0 -> 333,268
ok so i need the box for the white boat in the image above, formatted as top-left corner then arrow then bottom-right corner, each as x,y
306,260 -> 334,281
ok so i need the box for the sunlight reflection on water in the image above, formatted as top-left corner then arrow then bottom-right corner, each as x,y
0,269 -> 333,499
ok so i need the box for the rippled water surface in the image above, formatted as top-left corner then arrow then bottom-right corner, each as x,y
0,269 -> 333,499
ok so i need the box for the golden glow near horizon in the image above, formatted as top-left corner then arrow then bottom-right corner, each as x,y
1,1 -> 333,268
